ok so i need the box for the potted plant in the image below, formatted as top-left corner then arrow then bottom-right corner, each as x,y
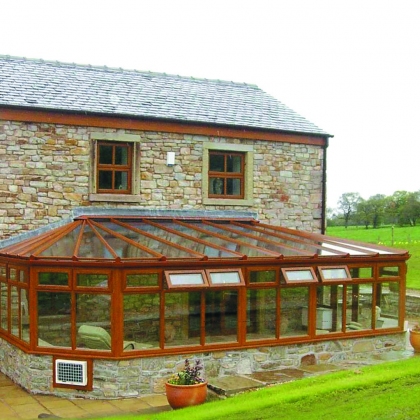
409,324 -> 420,352
165,358 -> 207,409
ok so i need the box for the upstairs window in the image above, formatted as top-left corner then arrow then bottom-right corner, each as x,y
97,142 -> 132,194
208,151 -> 244,198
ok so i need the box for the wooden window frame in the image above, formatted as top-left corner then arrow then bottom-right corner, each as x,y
281,267 -> 318,284
96,141 -> 133,194
164,270 -> 208,288
205,269 -> 245,287
208,151 -> 245,199
318,266 -> 352,282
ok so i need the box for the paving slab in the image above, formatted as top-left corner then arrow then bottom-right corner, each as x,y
208,375 -> 265,396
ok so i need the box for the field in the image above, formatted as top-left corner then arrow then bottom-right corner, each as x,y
326,225 -> 420,289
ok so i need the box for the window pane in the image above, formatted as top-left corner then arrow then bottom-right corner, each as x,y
76,293 -> 111,350
115,146 -> 128,165
205,290 -> 238,343
9,268 -> 17,281
165,292 -> 201,347
376,282 -> 399,329
115,171 -> 128,190
208,271 -> 241,284
209,154 -> 224,171
345,284 -> 374,331
247,288 -> 277,340
99,170 -> 113,189
284,269 -> 315,282
11,286 -> 18,337
226,155 -> 242,173
226,178 -> 241,195
321,267 -> 350,280
99,145 -> 113,164
379,266 -> 399,277
0,265 -> 6,279
37,292 -> 71,347
1,282 -> 8,330
77,273 -> 108,287
38,272 -> 69,286
21,289 -> 29,342
349,267 -> 373,278
315,285 -> 343,335
123,293 -> 159,350
127,273 -> 159,287
209,177 -> 224,195
280,287 -> 309,337
249,270 -> 276,283
168,273 -> 205,286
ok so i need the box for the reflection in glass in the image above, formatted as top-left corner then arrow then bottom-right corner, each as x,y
164,292 -> 201,347
123,293 -> 160,349
205,291 -> 238,343
38,292 -> 71,347
39,272 -> 69,286
247,288 -> 276,340
316,285 -> 343,335
376,282 -> 399,329
280,287 -> 309,336
77,273 -> 108,287
250,270 -> 276,283
127,273 -> 159,287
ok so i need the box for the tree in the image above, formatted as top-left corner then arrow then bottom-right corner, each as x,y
337,193 -> 361,228
368,194 -> 387,228
357,199 -> 372,229
400,191 -> 420,226
386,191 -> 410,225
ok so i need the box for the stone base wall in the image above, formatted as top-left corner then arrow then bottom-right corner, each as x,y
0,333 -> 406,399
406,294 -> 420,318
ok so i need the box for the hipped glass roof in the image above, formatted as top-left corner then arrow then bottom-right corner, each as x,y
0,216 -> 409,263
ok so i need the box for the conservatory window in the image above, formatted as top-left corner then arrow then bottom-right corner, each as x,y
206,269 -> 244,286
165,270 -> 208,288
318,266 -> 351,282
281,267 -> 317,284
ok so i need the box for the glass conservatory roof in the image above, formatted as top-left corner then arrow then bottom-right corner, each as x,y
0,216 -> 409,263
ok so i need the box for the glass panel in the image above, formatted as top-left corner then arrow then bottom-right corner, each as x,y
127,273 -> 159,287
208,271 -> 241,285
38,272 -> 69,286
321,267 -> 349,280
78,225 -> 111,259
10,286 -> 18,337
209,177 -> 224,195
0,282 -> 8,330
99,170 -> 112,189
20,289 -> 29,342
345,283 -> 373,331
247,288 -> 277,340
227,155 -> 242,173
349,267 -> 373,278
379,266 -> 400,277
205,290 -> 238,343
316,285 -> 343,335
280,287 -> 309,337
283,269 -> 315,282
9,268 -> 17,281
164,292 -> 201,347
77,273 -> 108,287
37,292 -> 71,347
0,265 -> 6,279
209,154 -> 224,171
19,270 -> 26,282
249,270 -> 276,283
226,178 -> 241,195
376,282 -> 399,329
76,293 -> 111,350
123,293 -> 159,350
168,273 -> 205,286
40,225 -> 81,257
115,171 -> 128,190
115,146 -> 128,165
99,145 -> 113,164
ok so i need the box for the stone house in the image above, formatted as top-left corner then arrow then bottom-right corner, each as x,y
0,56 -> 409,398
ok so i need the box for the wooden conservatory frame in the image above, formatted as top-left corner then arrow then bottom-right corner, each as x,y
0,215 -> 409,383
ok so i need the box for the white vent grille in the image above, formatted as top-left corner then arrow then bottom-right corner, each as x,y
55,359 -> 88,386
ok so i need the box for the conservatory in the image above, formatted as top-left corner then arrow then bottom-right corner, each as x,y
0,215 -> 409,392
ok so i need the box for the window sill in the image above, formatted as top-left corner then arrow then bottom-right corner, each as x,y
203,197 -> 253,206
89,194 -> 142,203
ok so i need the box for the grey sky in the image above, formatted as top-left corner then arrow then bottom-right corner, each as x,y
1,0 -> 419,208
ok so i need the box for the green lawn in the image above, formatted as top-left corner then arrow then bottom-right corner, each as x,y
327,225 -> 420,290
96,357 -> 420,420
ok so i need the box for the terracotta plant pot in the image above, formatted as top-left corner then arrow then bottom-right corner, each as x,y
165,381 -> 208,409
409,329 -> 420,352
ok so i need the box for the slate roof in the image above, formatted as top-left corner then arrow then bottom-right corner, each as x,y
0,55 -> 330,136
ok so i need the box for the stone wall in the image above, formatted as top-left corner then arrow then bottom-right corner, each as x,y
0,333 -> 406,399
0,121 -> 324,239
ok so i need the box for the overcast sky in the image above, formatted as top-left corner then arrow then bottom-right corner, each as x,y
1,0 -> 419,209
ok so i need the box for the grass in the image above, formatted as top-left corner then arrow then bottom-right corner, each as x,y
327,225 -> 420,290
93,357 -> 420,420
